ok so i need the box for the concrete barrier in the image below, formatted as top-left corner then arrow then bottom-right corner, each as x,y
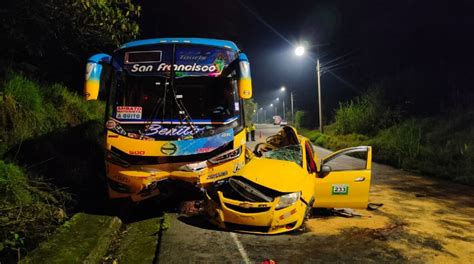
20,213 -> 122,264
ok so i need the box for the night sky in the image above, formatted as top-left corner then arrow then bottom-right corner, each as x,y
137,0 -> 474,118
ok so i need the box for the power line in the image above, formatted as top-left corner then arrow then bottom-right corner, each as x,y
327,71 -> 361,93
237,0 -> 293,46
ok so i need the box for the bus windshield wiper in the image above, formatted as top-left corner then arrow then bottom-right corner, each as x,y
141,79 -> 166,135
170,85 -> 200,137
169,43 -> 200,138
141,43 -> 202,139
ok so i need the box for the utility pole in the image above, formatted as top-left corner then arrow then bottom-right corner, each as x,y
317,58 -> 323,133
290,92 -> 294,123
294,44 -> 322,132
282,101 -> 285,120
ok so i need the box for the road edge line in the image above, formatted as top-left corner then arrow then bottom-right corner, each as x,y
230,232 -> 251,264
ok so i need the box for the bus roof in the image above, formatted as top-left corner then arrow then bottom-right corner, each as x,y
119,38 -> 240,52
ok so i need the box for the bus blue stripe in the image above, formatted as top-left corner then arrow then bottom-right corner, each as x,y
120,38 -> 239,52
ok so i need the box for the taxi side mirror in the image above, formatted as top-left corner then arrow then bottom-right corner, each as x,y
320,164 -> 331,173
317,164 -> 331,178
237,53 -> 252,99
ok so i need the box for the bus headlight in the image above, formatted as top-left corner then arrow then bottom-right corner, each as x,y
208,147 -> 242,164
276,192 -> 300,210
106,150 -> 130,168
179,161 -> 208,172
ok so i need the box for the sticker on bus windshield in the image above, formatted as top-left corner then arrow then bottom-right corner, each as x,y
116,106 -> 142,120
234,102 -> 240,111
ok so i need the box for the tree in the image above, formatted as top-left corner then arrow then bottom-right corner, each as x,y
0,0 -> 141,87
295,110 -> 315,129
243,98 -> 257,125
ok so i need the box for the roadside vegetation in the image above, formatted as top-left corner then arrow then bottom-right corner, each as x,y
1,0 -> 141,90
297,87 -> 474,185
1,1 -> 140,261
244,99 -> 257,125
0,73 -> 105,262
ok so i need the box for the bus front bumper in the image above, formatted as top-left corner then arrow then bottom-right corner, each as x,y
105,156 -> 245,201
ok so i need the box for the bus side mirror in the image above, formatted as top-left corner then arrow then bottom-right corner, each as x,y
237,53 -> 252,99
84,53 -> 111,100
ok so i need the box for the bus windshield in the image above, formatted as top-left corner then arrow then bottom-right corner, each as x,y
112,74 -> 241,122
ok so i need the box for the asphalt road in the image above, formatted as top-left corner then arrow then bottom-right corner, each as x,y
131,124 -> 474,263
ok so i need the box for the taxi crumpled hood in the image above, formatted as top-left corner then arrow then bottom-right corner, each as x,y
235,158 -> 307,193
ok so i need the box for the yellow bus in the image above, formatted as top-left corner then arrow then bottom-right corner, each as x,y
84,38 -> 252,201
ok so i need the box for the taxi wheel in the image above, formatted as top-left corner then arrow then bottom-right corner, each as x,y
297,223 -> 306,232
292,215 -> 308,233
294,203 -> 312,233
305,197 -> 315,219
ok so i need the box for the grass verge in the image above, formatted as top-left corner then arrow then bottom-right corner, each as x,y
302,113 -> 474,185
0,73 -> 105,263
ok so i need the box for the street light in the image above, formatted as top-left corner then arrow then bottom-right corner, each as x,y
275,97 -> 285,119
294,45 -> 323,133
269,103 -> 277,116
280,86 -> 294,123
295,46 -> 305,56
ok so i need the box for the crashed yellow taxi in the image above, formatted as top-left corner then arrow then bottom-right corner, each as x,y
204,126 -> 372,234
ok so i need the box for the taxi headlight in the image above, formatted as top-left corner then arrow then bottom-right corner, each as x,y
276,192 -> 300,210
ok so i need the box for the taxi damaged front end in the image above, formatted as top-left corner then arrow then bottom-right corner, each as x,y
205,176 -> 307,234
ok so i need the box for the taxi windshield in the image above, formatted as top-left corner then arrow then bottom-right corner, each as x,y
261,145 -> 302,167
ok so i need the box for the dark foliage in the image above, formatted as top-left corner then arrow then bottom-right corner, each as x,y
0,0 -> 141,90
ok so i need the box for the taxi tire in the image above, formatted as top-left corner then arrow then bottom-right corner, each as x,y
305,197 -> 315,220
295,203 -> 313,233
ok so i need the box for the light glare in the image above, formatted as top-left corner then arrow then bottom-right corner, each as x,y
295,46 -> 305,56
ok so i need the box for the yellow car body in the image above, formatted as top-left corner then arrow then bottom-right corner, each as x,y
204,126 -> 372,234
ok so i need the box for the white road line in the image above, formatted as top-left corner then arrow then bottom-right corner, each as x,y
230,232 -> 251,264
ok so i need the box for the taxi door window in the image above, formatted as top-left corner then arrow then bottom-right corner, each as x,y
305,141 -> 317,173
323,148 -> 368,171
